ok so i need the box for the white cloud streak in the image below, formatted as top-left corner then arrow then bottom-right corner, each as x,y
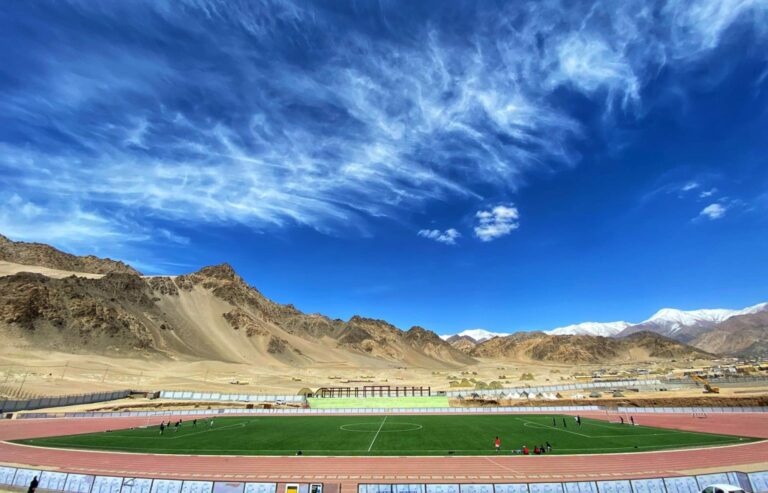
418,228 -> 461,245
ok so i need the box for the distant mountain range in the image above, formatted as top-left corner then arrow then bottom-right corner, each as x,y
441,302 -> 768,357
0,233 -> 763,366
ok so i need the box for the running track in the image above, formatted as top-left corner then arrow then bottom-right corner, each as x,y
1,413 -> 766,487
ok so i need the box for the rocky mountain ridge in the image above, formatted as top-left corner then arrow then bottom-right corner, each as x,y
0,234 -> 140,276
443,303 -> 768,358
461,330 -> 712,363
0,257 -> 474,368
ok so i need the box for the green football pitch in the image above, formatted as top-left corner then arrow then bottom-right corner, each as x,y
15,414 -> 758,456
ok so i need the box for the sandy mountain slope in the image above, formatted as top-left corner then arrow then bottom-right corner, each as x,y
0,262 -> 473,369
0,234 -> 139,275
446,335 -> 478,352
690,310 -> 768,357
0,261 -> 104,279
470,331 -> 713,364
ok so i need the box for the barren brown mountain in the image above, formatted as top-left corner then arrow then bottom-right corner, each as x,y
691,310 -> 768,357
446,335 -> 478,353
0,259 -> 473,369
469,331 -> 713,363
0,234 -> 139,275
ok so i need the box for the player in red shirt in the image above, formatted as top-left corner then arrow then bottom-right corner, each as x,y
494,436 -> 501,452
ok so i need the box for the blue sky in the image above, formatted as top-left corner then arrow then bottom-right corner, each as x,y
1,0 -> 767,334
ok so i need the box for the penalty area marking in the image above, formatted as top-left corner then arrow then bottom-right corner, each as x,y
339,422 -> 423,433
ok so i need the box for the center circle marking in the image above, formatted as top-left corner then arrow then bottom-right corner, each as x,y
339,422 -> 423,433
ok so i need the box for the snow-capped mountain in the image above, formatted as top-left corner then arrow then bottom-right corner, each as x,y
642,308 -> 735,333
738,302 -> 768,315
545,321 -> 630,337
617,302 -> 768,341
439,328 -> 508,342
441,302 -> 768,345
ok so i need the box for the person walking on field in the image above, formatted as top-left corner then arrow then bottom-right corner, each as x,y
562,417 -> 567,428
576,415 -> 582,426
193,419 -> 197,428
630,416 -> 635,426
495,436 -> 501,453
552,417 -> 556,427
209,418 -> 214,428
159,422 -> 165,435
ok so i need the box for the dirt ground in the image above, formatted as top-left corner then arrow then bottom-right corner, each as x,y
2,344 -> 765,410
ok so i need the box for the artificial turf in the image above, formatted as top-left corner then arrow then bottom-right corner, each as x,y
15,414 -> 758,456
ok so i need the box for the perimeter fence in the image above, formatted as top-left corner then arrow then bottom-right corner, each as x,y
0,390 -> 131,413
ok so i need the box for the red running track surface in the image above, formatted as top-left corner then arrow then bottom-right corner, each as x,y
0,412 -> 766,484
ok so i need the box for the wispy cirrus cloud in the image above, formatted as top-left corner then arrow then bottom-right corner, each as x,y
0,0 -> 766,253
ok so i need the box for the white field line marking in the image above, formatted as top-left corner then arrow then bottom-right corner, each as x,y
519,419 -> 730,440
517,418 -> 592,438
75,422 -> 247,441
367,415 -> 388,452
581,419 -> 739,439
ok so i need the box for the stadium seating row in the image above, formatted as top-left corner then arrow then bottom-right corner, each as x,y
17,405 -> 768,420
444,380 -> 663,397
158,392 -> 305,402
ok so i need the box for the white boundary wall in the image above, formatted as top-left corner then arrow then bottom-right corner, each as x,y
17,405 -> 768,419
0,466 -> 765,493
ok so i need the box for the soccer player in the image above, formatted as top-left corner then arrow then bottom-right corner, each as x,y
576,415 -> 581,426
562,417 -> 567,428
209,418 -> 214,428
620,416 -> 624,425
159,423 -> 165,435
495,436 -> 501,452
552,417 -> 556,427
546,441 -> 552,452
522,445 -> 529,455
630,416 -> 635,426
